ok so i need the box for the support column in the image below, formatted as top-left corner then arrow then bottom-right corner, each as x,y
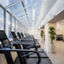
44,23 -> 56,53
44,24 -> 51,53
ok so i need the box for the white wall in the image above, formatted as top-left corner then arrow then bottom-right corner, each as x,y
56,19 -> 64,35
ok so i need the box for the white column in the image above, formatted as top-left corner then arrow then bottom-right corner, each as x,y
44,24 -> 51,53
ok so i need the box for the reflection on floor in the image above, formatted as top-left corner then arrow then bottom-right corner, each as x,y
47,53 -> 64,64
41,41 -> 64,64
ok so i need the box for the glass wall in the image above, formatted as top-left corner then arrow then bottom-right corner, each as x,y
16,20 -> 17,33
17,21 -> 19,32
0,7 -> 4,30
12,17 -> 16,32
19,22 -> 22,32
6,12 -> 11,39
0,5 -> 26,41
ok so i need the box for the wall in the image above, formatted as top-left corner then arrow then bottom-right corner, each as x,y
56,19 -> 64,35
45,21 -> 64,53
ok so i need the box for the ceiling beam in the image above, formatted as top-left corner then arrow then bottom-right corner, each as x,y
12,0 -> 37,14
16,11 -> 30,17
5,0 -> 20,9
21,0 -> 31,26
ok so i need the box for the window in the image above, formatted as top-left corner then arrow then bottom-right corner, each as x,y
16,20 -> 18,33
17,21 -> 19,32
6,12 -> 11,39
0,7 -> 4,30
12,17 -> 16,32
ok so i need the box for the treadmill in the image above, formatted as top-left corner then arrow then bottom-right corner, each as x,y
11,32 -> 40,50
0,30 -> 52,64
0,30 -> 41,64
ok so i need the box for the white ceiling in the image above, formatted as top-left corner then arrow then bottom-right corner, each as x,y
35,0 -> 57,27
38,0 -> 64,29
0,0 -> 64,29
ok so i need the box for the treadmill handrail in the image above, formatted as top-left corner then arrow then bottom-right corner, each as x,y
0,48 -> 41,52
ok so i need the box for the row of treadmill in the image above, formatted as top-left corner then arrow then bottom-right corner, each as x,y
0,30 -> 52,64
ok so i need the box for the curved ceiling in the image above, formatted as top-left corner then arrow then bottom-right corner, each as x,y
0,0 -> 64,29
0,0 -> 42,28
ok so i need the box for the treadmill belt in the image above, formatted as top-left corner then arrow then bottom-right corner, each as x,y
14,52 -> 52,64
27,58 -> 52,64
28,53 -> 48,58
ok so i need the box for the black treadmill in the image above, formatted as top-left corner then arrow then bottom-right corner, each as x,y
0,30 -> 41,64
0,30 -> 52,64
11,32 -> 40,50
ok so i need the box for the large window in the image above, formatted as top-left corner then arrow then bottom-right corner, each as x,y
0,5 -> 26,41
16,20 -> 19,33
12,17 -> 16,32
19,22 -> 23,32
0,7 -> 4,30
6,12 -> 11,39
17,21 -> 20,32
16,20 -> 18,33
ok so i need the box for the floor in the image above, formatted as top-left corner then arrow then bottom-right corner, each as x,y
41,40 -> 64,64
47,53 -> 64,64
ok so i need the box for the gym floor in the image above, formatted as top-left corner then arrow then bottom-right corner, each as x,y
41,41 -> 64,64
